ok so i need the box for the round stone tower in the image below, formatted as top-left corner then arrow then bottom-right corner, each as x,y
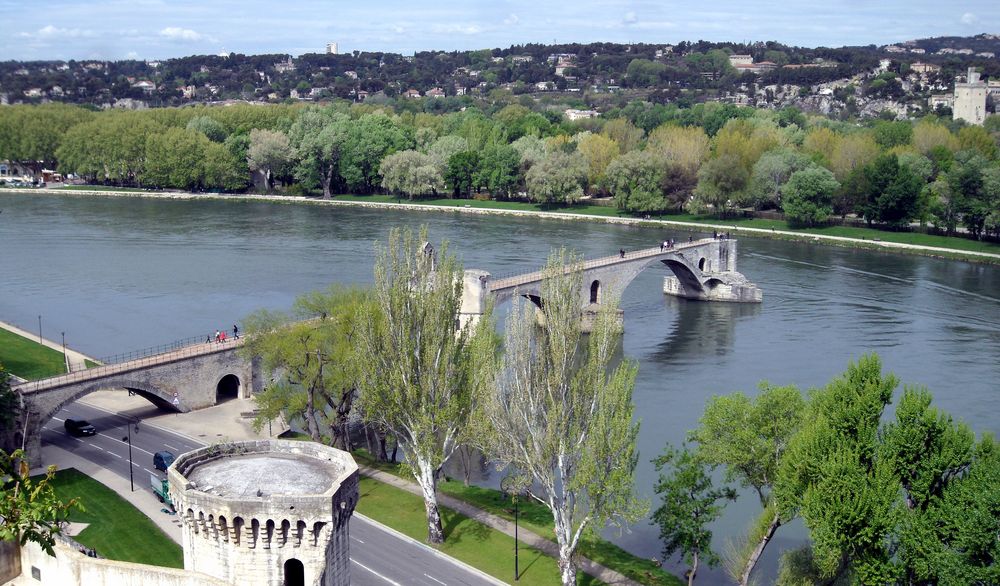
168,440 -> 359,586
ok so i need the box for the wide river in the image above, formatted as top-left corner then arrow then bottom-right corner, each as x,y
3,192 -> 999,581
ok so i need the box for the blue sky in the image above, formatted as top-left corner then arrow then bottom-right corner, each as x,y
2,0 -> 997,61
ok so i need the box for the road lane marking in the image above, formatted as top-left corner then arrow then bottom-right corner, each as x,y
424,574 -> 447,585
96,433 -> 155,456
144,468 -> 157,475
352,560 -> 403,586
164,444 -> 178,450
351,536 -> 365,544
107,451 -> 123,459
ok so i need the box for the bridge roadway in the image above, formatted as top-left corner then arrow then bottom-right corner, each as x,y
43,401 -> 501,586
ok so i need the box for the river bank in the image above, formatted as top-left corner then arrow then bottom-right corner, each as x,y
4,186 -> 999,265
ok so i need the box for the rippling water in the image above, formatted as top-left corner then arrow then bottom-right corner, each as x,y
2,192 -> 998,581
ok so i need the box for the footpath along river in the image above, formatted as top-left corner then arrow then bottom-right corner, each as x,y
2,191 -> 999,582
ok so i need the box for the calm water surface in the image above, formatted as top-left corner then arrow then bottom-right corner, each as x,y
3,192 -> 999,581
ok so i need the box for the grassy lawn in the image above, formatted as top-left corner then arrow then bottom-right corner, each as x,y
44,468 -> 183,568
0,327 -> 67,379
352,451 -> 682,586
357,476 -> 602,585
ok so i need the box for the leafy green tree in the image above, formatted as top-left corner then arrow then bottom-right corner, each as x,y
691,155 -> 748,215
288,109 -> 350,199
874,163 -> 923,227
0,365 -> 16,439
774,355 -> 899,584
340,113 -> 414,193
525,151 -> 587,204
185,115 -> 227,142
444,150 -> 480,197
379,150 -> 443,199
747,149 -> 812,210
474,143 -> 521,198
606,150 -> 666,212
652,444 -> 736,586
247,128 -> 292,192
689,383 -> 805,586
647,124 -> 709,174
241,287 -> 369,449
482,249 -> 644,586
426,135 -> 469,172
201,141 -> 249,192
576,132 -> 620,191
601,118 -> 644,153
357,226 -> 497,544
871,120 -> 913,150
0,449 -> 81,555
783,166 -> 838,226
143,127 -> 212,190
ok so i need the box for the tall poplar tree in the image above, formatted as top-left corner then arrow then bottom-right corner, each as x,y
358,226 -> 497,544
483,249 -> 644,586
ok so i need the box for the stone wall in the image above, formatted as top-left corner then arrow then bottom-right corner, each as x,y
16,539 -> 228,586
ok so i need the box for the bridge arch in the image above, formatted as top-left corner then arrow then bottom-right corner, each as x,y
216,374 -> 241,402
589,280 -> 601,304
660,258 -> 705,295
38,377 -> 184,426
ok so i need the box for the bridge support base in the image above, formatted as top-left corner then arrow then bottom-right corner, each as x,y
664,272 -> 763,303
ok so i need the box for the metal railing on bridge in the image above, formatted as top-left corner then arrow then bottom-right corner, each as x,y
15,330 -> 243,394
97,329 -> 236,364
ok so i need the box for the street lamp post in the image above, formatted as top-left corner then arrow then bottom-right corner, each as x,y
61,331 -> 69,373
121,419 -> 139,492
37,314 -> 42,344
501,472 -> 530,582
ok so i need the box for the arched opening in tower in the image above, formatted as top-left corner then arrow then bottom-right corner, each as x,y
284,558 -> 304,586
216,374 -> 241,402
590,280 -> 601,304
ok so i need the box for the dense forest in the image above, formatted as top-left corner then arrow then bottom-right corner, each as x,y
1,98 -> 998,239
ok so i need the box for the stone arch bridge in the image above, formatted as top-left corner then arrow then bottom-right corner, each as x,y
8,339 -> 259,462
461,238 -> 762,325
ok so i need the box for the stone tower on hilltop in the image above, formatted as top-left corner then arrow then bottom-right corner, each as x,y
954,67 -> 988,125
169,440 -> 359,586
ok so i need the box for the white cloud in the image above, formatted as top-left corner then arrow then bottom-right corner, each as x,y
503,13 -> 520,26
431,23 -> 483,35
159,26 -> 206,41
624,11 -> 637,24
33,25 -> 95,38
960,12 -> 977,25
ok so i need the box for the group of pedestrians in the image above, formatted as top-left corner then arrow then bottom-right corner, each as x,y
659,239 -> 676,251
712,230 -> 732,240
207,324 -> 239,344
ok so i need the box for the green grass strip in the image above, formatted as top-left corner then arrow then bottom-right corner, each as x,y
357,476 -> 603,585
0,328 -> 67,380
353,451 -> 681,585
328,193 -> 1000,257
44,468 -> 183,568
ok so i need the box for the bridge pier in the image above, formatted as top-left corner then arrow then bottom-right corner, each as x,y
661,239 -> 762,303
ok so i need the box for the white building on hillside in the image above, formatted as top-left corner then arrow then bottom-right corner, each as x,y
953,67 -> 988,125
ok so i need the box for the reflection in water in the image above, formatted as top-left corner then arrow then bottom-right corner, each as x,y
654,296 -> 762,361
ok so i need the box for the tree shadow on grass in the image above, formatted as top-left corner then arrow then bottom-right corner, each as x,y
441,508 -> 491,544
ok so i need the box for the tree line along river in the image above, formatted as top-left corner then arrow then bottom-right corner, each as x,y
2,191 -> 998,582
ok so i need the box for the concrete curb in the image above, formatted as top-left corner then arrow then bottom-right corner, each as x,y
353,512 -> 509,586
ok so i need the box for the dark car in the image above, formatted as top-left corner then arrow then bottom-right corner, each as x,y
153,450 -> 175,472
64,418 -> 96,437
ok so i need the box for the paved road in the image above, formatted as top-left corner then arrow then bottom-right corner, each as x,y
43,402 -> 501,586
